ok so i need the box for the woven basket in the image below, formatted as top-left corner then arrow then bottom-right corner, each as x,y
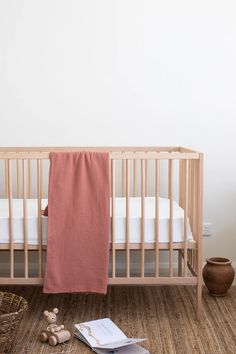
0,292 -> 28,353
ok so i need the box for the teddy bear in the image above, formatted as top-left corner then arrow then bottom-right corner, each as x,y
43,308 -> 64,333
40,308 -> 71,346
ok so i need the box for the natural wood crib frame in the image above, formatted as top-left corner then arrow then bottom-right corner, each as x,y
0,147 -> 203,318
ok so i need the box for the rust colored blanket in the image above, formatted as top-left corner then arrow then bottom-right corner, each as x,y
43,152 -> 110,294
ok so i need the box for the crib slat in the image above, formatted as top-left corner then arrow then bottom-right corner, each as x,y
155,159 -> 160,277
109,159 -> 111,196
17,159 -> 21,198
194,161 -> 198,243
178,160 -> 183,276
188,160 -> 191,228
179,160 -> 183,208
145,160 -> 148,196
8,160 -> 14,278
179,160 -> 182,207
37,159 -> 43,277
141,159 -> 145,277
195,159 -> 199,273
189,161 -> 194,270
192,161 -> 195,240
191,250 -> 193,270
168,160 -> 174,277
40,158 -> 43,192
194,160 -> 197,271
122,159 -> 126,197
178,250 -> 182,277
22,159 -> 28,278
126,159 -> 130,278
133,160 -> 137,197
111,160 -> 116,278
196,158 -> 200,252
189,161 -> 193,230
192,161 -> 196,271
28,159 -> 32,198
5,160 -> 9,198
184,160 -> 189,277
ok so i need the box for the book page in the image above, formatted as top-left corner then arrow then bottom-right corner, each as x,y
95,338 -> 147,349
74,331 -> 90,347
74,318 -> 127,347
94,344 -> 149,354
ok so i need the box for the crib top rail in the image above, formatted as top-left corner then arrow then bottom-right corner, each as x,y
0,146 -> 200,160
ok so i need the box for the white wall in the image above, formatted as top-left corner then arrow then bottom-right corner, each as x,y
0,1 -> 236,261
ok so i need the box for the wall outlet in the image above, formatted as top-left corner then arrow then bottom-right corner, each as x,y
203,222 -> 212,236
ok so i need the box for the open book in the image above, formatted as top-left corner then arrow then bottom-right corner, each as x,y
74,318 -> 149,354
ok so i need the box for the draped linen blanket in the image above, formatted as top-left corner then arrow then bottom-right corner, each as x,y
43,152 -> 110,294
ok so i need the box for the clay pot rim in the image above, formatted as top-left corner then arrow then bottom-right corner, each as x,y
206,257 -> 231,265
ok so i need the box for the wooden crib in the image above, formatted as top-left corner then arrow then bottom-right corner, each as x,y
0,147 -> 203,318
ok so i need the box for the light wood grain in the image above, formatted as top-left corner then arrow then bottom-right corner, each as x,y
126,159 -> 130,278
37,159 -> 42,278
141,159 -> 145,278
7,160 -> 14,278
111,160 -> 116,278
155,159 -> 160,277
22,160 -> 28,278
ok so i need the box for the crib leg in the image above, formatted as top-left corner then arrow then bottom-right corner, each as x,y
196,278 -> 203,320
178,251 -> 182,276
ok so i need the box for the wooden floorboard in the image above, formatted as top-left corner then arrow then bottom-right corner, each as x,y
1,285 -> 236,354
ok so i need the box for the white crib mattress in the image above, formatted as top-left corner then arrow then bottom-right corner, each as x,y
0,197 -> 193,244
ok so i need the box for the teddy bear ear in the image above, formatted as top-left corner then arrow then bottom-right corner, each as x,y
43,310 -> 49,317
53,308 -> 59,314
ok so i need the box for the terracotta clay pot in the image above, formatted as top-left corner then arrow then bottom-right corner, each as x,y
203,257 -> 235,296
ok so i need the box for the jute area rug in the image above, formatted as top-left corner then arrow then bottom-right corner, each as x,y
1,285 -> 236,354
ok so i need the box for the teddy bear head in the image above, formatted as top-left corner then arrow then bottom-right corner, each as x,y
43,308 -> 59,324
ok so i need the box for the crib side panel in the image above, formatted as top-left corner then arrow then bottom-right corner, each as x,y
0,153 -> 48,284
0,148 -> 202,286
110,151 -> 201,284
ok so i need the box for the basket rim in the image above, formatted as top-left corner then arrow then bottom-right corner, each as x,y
0,291 -> 28,319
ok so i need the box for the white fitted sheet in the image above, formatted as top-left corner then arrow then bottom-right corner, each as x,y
0,197 -> 193,244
